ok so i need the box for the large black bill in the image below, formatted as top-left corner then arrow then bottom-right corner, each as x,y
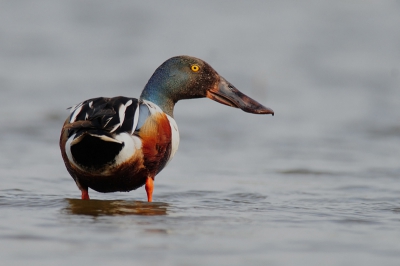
206,77 -> 274,115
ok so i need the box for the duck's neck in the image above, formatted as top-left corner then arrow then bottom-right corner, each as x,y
140,80 -> 176,118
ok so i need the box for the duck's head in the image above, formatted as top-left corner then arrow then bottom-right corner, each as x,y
140,55 -> 274,117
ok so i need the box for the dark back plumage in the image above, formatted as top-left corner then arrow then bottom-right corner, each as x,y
64,96 -> 149,170
67,97 -> 138,137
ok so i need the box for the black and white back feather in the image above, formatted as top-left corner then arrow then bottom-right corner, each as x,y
64,96 -> 152,170
66,96 -> 150,142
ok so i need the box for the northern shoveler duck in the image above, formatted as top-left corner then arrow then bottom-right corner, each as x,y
60,56 -> 274,202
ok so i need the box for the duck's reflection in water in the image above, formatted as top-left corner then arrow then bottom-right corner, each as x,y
64,199 -> 168,216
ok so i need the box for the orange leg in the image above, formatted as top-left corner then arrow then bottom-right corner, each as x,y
81,189 -> 90,200
145,177 -> 154,202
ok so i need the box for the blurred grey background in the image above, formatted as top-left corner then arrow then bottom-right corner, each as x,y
1,1 -> 398,130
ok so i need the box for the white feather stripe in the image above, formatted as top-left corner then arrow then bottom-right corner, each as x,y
166,114 -> 180,164
69,102 -> 84,114
70,133 -> 86,146
118,105 -> 126,128
103,117 -> 113,128
69,104 -> 77,114
87,133 -> 123,144
132,104 -> 140,133
65,133 -> 76,166
70,105 -> 83,123
109,123 -> 120,133
142,100 -> 163,114
117,100 -> 133,131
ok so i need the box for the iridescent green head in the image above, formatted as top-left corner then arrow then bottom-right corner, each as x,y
140,55 -> 274,117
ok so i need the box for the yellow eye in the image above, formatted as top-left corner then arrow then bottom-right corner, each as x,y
191,64 -> 200,72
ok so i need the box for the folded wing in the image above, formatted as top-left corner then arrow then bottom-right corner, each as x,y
64,97 -> 149,170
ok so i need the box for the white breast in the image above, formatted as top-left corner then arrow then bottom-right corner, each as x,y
166,115 -> 180,163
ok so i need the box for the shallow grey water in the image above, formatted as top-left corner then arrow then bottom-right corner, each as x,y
1,1 -> 400,265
